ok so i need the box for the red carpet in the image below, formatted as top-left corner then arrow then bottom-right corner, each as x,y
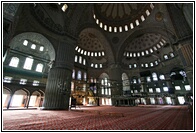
3,105 -> 193,131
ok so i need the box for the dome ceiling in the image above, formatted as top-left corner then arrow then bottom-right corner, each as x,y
123,33 -> 167,58
78,32 -> 104,52
93,3 -> 154,32
125,33 -> 162,51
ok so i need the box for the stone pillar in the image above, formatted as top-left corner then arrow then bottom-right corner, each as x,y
108,64 -> 122,106
177,43 -> 193,89
26,93 -> 32,109
42,37 -> 76,110
6,91 -> 15,109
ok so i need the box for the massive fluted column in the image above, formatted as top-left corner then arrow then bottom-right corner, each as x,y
108,64 -> 123,106
177,43 -> 193,90
42,37 -> 76,110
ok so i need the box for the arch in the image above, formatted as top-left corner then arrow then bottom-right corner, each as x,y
11,89 -> 28,107
9,32 -> 55,61
118,27 -> 177,62
77,28 -> 115,64
99,72 -> 110,80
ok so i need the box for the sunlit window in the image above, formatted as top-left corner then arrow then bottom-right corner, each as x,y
84,72 -> 87,81
20,78 -> 27,85
98,52 -> 101,56
150,48 -> 153,53
61,4 -> 68,12
156,88 -> 161,93
100,64 -> 103,68
78,48 -> 81,52
95,52 -> 97,57
96,19 -> 99,24
136,20 -> 139,26
155,60 -> 158,65
145,50 -> 149,54
104,25 -> 107,31
91,52 -> 94,57
150,3 -> 154,9
81,49 -> 84,54
95,64 -> 98,68
185,85 -> 191,91
125,25 -> 128,31
119,26 -> 122,32
157,44 -> 161,48
91,63 -> 94,67
146,10 -> 150,16
114,27 -> 117,32
133,79 -> 137,84
175,86 -> 181,90
147,76 -> 151,82
33,80 -> 39,86
9,57 -> 19,67
159,74 -> 165,80
141,15 -> 145,21
3,76 -> 12,83
75,46 -> 78,50
152,72 -> 158,81
39,46 -> 44,51
164,55 -> 168,60
160,41 -> 164,46
87,52 -> 90,56
100,22 -> 103,28
163,87 -> 168,91
102,52 -> 105,56
137,52 -> 140,57
134,90 -> 138,93
153,46 -> 157,51
145,63 -> 148,68
31,44 -> 36,49
150,62 -> 153,67
23,40 -> 28,46
36,63 -> 43,72
134,63 -> 137,68
149,88 -> 153,93
141,51 -> 145,56
109,26 -> 112,32
170,52 -> 174,57
79,56 -> 82,63
23,57 -> 34,70
130,23 -> 134,29
84,51 -> 87,55
129,64 -> 132,68
72,69 -> 75,79
83,58 -> 86,65
75,55 -> 77,62
77,71 -> 82,80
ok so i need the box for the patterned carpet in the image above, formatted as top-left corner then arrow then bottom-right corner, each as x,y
3,105 -> 193,131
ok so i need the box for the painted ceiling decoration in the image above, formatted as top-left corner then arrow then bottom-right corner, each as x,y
123,33 -> 167,58
93,3 -> 155,32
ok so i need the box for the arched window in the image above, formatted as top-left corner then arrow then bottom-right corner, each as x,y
152,72 -> 158,81
164,55 -> 168,60
79,56 -> 82,64
23,56 -> 34,70
77,71 -> 82,80
36,63 -> 43,72
23,40 -> 28,46
31,44 -> 36,49
159,74 -> 165,80
9,57 -> 19,67
75,55 -> 77,62
83,72 -> 87,81
83,58 -> 86,65
72,69 -> 75,79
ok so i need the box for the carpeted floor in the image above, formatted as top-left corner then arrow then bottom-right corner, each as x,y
3,105 -> 193,131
